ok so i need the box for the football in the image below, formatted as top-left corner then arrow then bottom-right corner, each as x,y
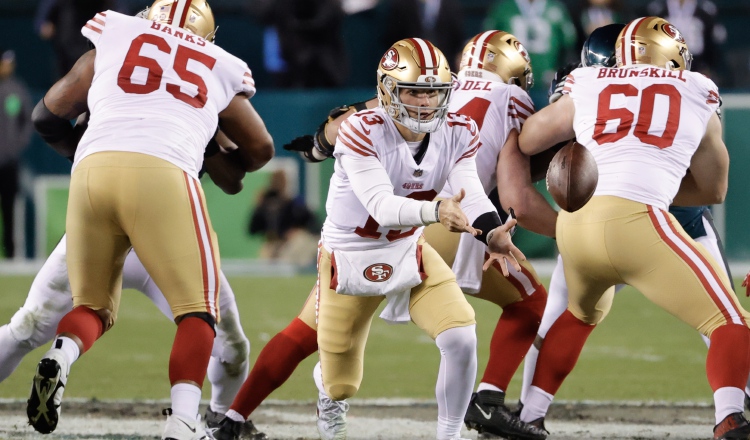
546,140 -> 598,212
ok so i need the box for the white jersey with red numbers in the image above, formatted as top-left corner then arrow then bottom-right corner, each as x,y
323,107 -> 496,252
76,10 -> 255,178
564,65 -> 720,210
440,74 -> 535,197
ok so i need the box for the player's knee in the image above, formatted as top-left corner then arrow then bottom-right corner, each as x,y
8,306 -> 61,347
327,383 -> 357,401
436,324 -> 477,359
214,338 -> 250,377
177,312 -> 216,335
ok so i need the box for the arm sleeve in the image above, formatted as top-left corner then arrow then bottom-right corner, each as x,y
339,154 -> 431,229
508,86 -> 535,132
446,157 -> 496,224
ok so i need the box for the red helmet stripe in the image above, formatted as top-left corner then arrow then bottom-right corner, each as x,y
621,17 -> 647,66
409,38 -> 438,75
474,31 -> 500,69
177,0 -> 192,28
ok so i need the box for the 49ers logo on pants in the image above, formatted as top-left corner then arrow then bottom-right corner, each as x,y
364,264 -> 393,282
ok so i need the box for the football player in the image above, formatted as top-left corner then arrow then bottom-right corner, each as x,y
0,136 -> 267,440
219,37 -> 529,440
215,32 -> 556,440
515,24 -> 750,436
517,16 -> 750,440
25,0 -> 274,438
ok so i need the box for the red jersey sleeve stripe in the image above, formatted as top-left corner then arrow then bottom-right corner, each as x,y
85,23 -> 103,33
339,131 -> 378,158
510,97 -> 534,115
456,138 -> 481,163
343,120 -> 374,147
340,137 -> 376,157
92,16 -> 105,26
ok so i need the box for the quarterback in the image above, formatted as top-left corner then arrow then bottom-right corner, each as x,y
518,16 -> 750,440
215,32 -> 553,440
25,0 -> 274,439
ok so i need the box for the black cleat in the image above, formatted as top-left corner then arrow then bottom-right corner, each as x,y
464,391 -> 547,440
205,408 -> 268,440
27,353 -> 68,434
714,412 -> 750,440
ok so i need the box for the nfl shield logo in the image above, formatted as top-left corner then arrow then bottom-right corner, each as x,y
413,169 -> 423,177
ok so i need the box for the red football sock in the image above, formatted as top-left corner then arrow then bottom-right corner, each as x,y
532,310 -> 595,395
169,316 -> 214,387
481,290 -> 546,391
56,306 -> 104,353
707,324 -> 750,391
231,318 -> 318,418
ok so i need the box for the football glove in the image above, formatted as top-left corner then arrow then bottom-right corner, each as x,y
548,62 -> 580,104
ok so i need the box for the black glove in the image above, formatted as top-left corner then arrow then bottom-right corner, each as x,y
548,62 -> 580,104
283,134 -> 328,163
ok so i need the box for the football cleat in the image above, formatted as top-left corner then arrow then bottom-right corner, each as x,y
316,391 -> 349,440
161,408 -> 214,440
713,412 -> 750,440
464,391 -> 547,440
27,349 -> 69,434
204,407 -> 268,440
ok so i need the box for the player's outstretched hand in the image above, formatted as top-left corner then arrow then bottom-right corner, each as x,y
742,270 -> 750,297
548,62 -> 580,104
439,189 -> 480,236
283,135 -> 315,153
483,218 -> 526,276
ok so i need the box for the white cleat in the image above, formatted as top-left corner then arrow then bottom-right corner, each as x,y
316,391 -> 349,440
27,349 -> 69,434
161,408 -> 214,440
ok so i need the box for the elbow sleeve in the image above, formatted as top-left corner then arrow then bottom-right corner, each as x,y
32,99 -> 73,144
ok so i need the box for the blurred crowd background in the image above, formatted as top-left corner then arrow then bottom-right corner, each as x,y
1,0 -> 750,263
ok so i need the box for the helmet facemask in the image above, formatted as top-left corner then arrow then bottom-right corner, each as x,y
378,74 -> 452,133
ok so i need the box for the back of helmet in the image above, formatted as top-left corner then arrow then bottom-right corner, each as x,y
144,0 -> 217,42
459,30 -> 534,90
615,16 -> 692,71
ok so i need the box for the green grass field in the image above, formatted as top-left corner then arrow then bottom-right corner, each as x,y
0,274 -> 738,404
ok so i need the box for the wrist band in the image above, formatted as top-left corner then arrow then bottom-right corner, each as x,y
435,200 -> 441,222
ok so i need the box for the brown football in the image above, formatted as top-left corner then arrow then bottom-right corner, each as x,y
546,140 -> 598,212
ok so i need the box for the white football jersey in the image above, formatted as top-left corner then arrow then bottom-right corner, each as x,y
564,65 -> 720,210
76,11 -> 256,178
323,107 -> 494,251
441,75 -> 535,197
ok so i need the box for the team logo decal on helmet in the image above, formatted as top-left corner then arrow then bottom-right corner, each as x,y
364,264 -> 393,282
662,23 -> 685,43
514,41 -> 531,62
381,49 -> 399,71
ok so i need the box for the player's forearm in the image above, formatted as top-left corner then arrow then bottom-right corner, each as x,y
510,188 -> 558,237
205,147 -> 245,195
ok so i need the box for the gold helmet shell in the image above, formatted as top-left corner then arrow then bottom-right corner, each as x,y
459,30 -> 534,90
616,16 -> 692,71
376,38 -> 453,133
144,0 -> 217,42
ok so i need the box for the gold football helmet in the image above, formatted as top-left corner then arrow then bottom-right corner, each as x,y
615,16 -> 692,70
458,30 -> 534,90
376,38 -> 453,133
139,0 -> 217,42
